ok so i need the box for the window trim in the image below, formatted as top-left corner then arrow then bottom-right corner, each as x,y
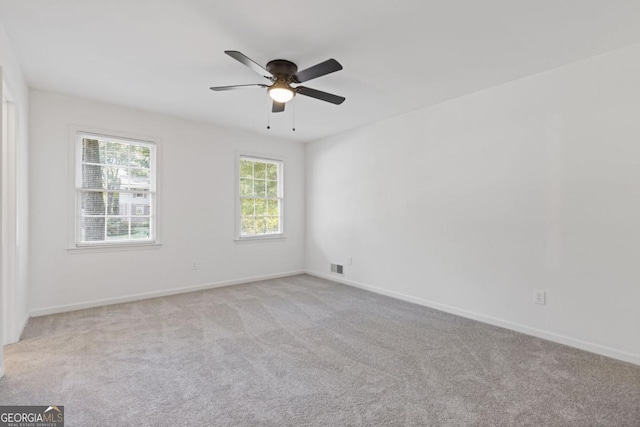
67,126 -> 162,251
235,152 -> 286,242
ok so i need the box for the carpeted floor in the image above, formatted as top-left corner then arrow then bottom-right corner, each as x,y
1,274 -> 639,426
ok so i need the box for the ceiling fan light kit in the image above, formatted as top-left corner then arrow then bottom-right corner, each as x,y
268,81 -> 295,103
210,51 -> 346,126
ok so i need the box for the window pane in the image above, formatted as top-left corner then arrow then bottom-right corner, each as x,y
241,217 -> 255,235
133,204 -> 147,216
82,191 -> 106,215
240,178 -> 253,196
255,217 -> 267,234
254,179 -> 266,197
254,162 -> 266,179
267,216 -> 280,233
130,146 -> 150,168
107,192 -> 129,215
106,142 -> 130,165
82,139 -> 105,164
267,163 -> 277,180
129,168 -> 151,187
104,166 -> 130,190
255,199 -> 267,216
106,217 -> 130,240
267,199 -> 279,216
266,179 -> 278,197
240,160 -> 253,178
82,164 -> 105,189
133,193 -> 152,215
131,217 -> 150,239
81,217 -> 105,241
241,198 -> 255,216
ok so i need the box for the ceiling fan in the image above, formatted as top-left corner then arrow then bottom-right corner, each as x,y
210,51 -> 345,113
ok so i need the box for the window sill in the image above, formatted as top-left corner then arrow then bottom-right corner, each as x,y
67,242 -> 162,254
234,235 -> 287,243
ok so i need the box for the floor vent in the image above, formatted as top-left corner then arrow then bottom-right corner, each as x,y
331,264 -> 344,274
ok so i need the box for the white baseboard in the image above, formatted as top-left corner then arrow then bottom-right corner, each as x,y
306,270 -> 640,366
29,270 -> 304,318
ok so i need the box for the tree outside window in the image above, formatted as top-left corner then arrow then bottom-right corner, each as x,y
239,156 -> 283,238
77,134 -> 156,245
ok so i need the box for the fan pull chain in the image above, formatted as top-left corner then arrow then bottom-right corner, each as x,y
292,98 -> 296,132
266,92 -> 271,130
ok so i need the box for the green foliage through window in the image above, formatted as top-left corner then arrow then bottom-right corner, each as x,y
239,157 -> 282,237
78,134 -> 155,245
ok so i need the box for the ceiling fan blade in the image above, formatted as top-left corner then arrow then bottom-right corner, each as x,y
296,86 -> 345,105
225,51 -> 273,79
272,101 -> 285,113
209,84 -> 268,91
293,59 -> 343,83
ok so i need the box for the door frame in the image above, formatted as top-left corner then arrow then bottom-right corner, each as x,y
1,69 -> 19,378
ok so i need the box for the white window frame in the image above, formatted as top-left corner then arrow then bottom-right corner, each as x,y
235,152 -> 285,241
68,127 -> 162,252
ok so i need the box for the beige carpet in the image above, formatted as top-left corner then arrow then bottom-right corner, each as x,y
1,274 -> 639,426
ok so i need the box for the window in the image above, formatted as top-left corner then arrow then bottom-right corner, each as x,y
75,132 -> 156,246
238,156 -> 283,238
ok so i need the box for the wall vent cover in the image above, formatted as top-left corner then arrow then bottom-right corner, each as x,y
331,264 -> 344,274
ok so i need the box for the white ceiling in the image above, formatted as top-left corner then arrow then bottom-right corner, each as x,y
1,0 -> 640,142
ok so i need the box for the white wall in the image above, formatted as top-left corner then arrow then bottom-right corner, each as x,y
29,90 -> 305,314
0,18 -> 29,349
306,43 -> 640,364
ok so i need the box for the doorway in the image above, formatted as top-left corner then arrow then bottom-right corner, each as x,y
1,72 -> 18,378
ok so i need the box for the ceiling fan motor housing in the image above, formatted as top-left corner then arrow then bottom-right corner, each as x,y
266,59 -> 298,81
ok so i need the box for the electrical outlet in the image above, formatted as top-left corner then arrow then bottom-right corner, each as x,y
347,257 -> 353,265
191,260 -> 198,270
534,290 -> 546,305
